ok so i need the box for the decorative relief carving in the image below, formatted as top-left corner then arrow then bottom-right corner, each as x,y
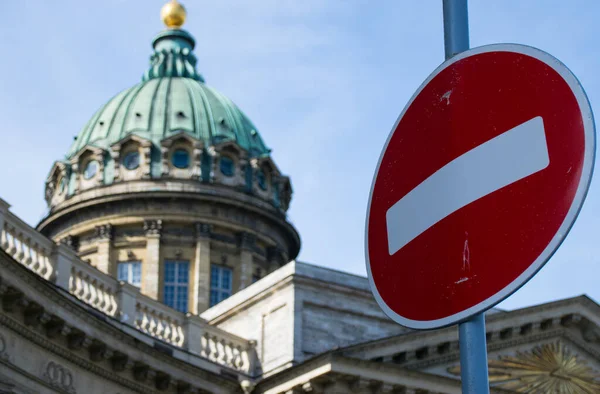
447,341 -> 600,393
60,235 -> 79,252
239,232 -> 256,251
0,333 -> 10,362
43,361 -> 75,393
94,224 -> 114,240
143,219 -> 163,236
195,222 -> 212,238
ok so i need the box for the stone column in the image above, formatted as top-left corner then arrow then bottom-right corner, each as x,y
238,232 -> 255,291
95,224 -> 113,274
192,223 -> 211,314
143,220 -> 162,300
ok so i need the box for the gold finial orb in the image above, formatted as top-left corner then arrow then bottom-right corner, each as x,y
161,0 -> 187,29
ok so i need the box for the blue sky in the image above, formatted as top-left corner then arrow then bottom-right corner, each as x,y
0,1 -> 598,311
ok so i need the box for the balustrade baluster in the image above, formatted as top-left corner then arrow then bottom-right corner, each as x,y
0,226 -> 8,250
6,226 -> 17,256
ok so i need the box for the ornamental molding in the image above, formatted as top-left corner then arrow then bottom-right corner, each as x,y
0,333 -> 10,363
0,312 -> 150,393
194,222 -> 212,238
0,250 -> 245,388
60,235 -> 79,252
45,161 -> 70,184
143,219 -> 163,236
42,178 -> 290,227
109,134 -> 152,152
42,195 -> 299,258
340,298 -> 600,362
43,361 -> 76,393
69,144 -> 106,165
447,340 -> 600,393
406,328 -> 566,371
212,140 -> 248,158
94,224 -> 114,240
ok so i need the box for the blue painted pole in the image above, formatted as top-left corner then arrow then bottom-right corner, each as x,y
442,1 -> 490,393
443,0 -> 470,59
459,314 -> 490,393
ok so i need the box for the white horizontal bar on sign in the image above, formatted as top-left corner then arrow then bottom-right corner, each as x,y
386,116 -> 549,256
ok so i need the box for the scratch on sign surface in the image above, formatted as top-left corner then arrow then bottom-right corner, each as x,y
462,232 -> 470,271
455,277 -> 469,284
440,90 -> 452,105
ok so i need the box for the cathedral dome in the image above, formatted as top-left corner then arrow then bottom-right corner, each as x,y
37,1 -> 300,299
41,20 -> 292,218
67,35 -> 270,160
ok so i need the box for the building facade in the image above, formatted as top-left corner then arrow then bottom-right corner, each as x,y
0,1 -> 599,393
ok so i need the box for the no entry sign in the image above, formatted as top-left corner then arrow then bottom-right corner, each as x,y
365,44 -> 595,330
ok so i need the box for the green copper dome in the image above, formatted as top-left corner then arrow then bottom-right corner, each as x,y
67,29 -> 269,159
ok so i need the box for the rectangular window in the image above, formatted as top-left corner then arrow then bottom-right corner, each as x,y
210,265 -> 232,307
163,260 -> 189,313
117,261 -> 141,288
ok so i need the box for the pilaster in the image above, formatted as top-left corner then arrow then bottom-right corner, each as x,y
238,232 -> 255,291
143,219 -> 162,300
192,223 -> 211,314
267,246 -> 285,273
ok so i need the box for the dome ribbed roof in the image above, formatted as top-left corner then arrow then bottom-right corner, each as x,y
66,28 -> 270,159
67,78 -> 269,158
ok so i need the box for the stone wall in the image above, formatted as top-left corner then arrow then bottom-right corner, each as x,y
201,262 -> 405,376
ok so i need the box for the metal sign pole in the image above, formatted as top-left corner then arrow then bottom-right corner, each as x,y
442,1 -> 490,393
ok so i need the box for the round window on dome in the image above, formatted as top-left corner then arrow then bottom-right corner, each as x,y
123,151 -> 140,170
220,157 -> 235,177
83,160 -> 99,180
256,170 -> 267,191
172,149 -> 190,169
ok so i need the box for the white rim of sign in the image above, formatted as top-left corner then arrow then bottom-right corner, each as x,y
364,43 -> 596,330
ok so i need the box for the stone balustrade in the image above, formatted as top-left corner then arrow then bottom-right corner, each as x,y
0,199 -> 257,375
0,202 -> 54,280
134,292 -> 186,347
69,257 -> 120,317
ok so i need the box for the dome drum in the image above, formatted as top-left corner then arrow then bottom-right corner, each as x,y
45,133 -> 292,214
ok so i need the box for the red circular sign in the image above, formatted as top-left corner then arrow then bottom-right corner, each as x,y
365,44 -> 595,329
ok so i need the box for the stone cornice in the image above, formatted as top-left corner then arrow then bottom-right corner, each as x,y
0,249 -> 243,392
0,312 -> 155,393
40,180 -> 286,227
205,274 -> 296,325
301,299 -> 396,326
201,261 -> 375,323
340,295 -> 600,360
254,352 -> 513,394
38,187 -> 300,259
0,355 -> 71,394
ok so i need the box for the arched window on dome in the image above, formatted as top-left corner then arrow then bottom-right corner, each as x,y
220,156 -> 235,177
83,160 -> 99,179
172,149 -> 190,169
123,151 -> 140,170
